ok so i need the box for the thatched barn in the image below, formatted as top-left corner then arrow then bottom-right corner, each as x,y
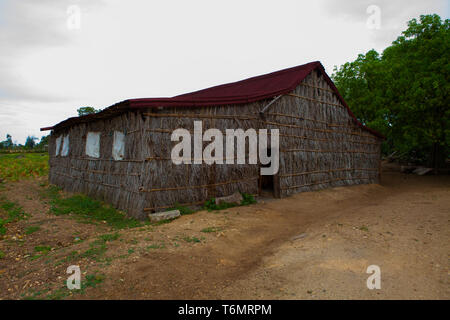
41,61 -> 384,220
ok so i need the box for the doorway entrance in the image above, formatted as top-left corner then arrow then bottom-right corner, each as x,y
259,148 -> 277,197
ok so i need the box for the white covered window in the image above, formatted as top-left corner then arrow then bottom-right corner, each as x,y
86,132 -> 101,158
112,131 -> 125,161
61,134 -> 70,157
55,136 -> 62,156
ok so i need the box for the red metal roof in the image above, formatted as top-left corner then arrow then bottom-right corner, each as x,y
41,61 -> 384,138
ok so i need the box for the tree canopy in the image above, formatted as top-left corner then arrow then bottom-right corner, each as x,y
0,134 -> 48,151
77,106 -> 101,116
332,14 -> 449,168
25,136 -> 38,149
0,134 -> 13,149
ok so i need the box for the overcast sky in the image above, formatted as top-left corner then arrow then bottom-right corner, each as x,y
0,0 -> 448,144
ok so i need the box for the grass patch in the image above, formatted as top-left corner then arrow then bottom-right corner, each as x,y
31,245 -> 52,260
359,226 -> 369,232
45,287 -> 71,300
0,219 -> 6,235
80,233 -> 119,261
146,243 -> 165,250
0,199 -> 28,221
203,198 -> 236,211
34,245 -> 51,253
23,271 -> 105,300
81,243 -> 107,261
0,198 -> 28,235
0,250 -> 5,259
54,250 -> 79,266
0,153 -> 49,181
98,233 -> 120,242
203,193 -> 257,212
22,288 -> 50,300
183,236 -> 201,243
241,193 -> 257,205
84,273 -> 105,288
42,186 -> 145,230
55,233 -> 120,265
150,219 -> 173,226
25,226 -> 40,235
166,203 -> 195,215
201,227 -> 222,233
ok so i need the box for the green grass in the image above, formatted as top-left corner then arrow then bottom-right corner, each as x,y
81,242 -> 107,260
22,288 -> 50,300
84,273 -> 105,288
150,219 -> 173,226
1,199 -> 28,221
0,153 -> 49,181
359,226 -> 369,232
166,203 -> 195,215
201,227 -> 222,233
53,234 -> 114,264
23,271 -> 106,300
98,233 -> 120,242
203,193 -> 257,211
25,226 -> 40,235
241,193 -> 257,205
146,242 -> 165,250
183,236 -> 201,243
79,233 -> 120,261
0,219 -> 6,235
0,250 -> 5,259
203,198 -> 236,211
45,287 -> 70,300
42,186 -> 145,230
30,245 -> 52,260
0,198 -> 28,235
34,245 -> 51,253
54,251 -> 78,266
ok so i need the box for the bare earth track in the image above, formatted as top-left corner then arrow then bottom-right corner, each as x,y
0,168 -> 448,299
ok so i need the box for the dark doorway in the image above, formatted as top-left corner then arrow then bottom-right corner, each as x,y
259,148 -> 275,197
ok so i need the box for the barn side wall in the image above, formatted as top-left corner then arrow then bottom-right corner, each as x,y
48,111 -> 147,219
139,103 -> 261,213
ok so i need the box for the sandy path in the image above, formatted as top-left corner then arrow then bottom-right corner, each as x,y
86,172 -> 449,299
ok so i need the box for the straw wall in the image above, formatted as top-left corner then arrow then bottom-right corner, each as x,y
266,70 -> 382,197
48,70 -> 382,219
48,111 -> 146,219
138,103 -> 261,213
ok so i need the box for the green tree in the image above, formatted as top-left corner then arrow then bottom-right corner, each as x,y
77,106 -> 100,116
25,136 -> 38,149
0,134 -> 14,149
36,135 -> 49,149
332,14 -> 449,167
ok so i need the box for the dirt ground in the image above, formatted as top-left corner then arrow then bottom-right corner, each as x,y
0,167 -> 449,300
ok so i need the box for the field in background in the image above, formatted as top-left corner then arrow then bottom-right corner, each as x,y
0,153 -> 48,182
